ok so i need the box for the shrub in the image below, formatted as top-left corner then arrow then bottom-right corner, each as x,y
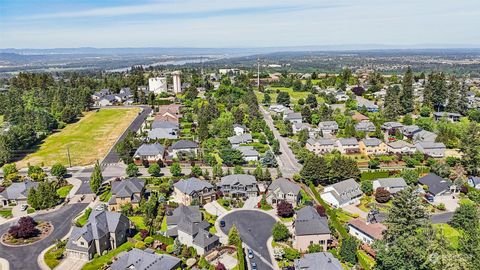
272,222 -> 290,242
360,181 -> 373,196
436,203 -> 446,211
375,187 -> 391,203
215,263 -> 227,270
135,241 -> 146,249
148,164 -> 161,177
316,205 -> 327,217
144,236 -> 154,245
276,201 -> 294,218
140,229 -> 149,239
8,217 -> 39,239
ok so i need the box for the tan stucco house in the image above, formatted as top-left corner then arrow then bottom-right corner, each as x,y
293,206 -> 331,252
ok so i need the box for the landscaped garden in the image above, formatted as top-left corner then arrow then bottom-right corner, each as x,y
2,217 -> 53,246
44,240 -> 66,269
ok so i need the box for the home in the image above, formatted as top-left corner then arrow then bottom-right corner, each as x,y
419,173 -> 454,199
158,104 -> 182,118
335,92 -> 349,102
467,176 -> 480,189
170,140 -> 199,159
355,120 -> 376,133
386,140 -> 416,154
154,113 -> 179,124
412,130 -> 437,143
0,180 -> 39,207
151,120 -> 179,130
266,178 -> 302,207
98,95 -> 120,106
269,104 -> 289,114
347,218 -> 386,245
357,99 -> 379,112
133,143 -> 165,165
352,112 -> 369,122
294,252 -> 343,270
108,178 -> 146,211
318,121 -> 339,137
148,127 -> 178,140
307,139 -> 335,155
381,122 -> 404,135
219,174 -> 258,198
166,205 -> 219,255
228,133 -> 253,148
372,178 -> 407,194
233,124 -> 247,136
321,179 -> 362,208
293,206 -> 331,252
66,210 -> 130,261
173,178 -> 215,205
236,146 -> 259,162
433,112 -> 461,122
292,122 -> 310,134
110,248 -> 181,270
415,142 -> 446,158
284,112 -> 303,124
92,88 -> 110,101
148,77 -> 167,94
359,138 -> 387,155
402,125 -> 422,138
336,138 -> 360,154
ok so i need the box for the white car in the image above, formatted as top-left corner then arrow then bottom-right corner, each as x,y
20,204 -> 28,211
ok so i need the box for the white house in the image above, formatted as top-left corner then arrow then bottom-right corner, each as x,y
306,138 -> 336,155
236,146 -> 259,162
233,124 -> 247,136
284,112 -> 303,124
347,218 -> 386,245
336,138 -> 359,154
321,179 -> 362,208
148,77 -> 167,94
386,140 -> 416,154
372,178 -> 407,194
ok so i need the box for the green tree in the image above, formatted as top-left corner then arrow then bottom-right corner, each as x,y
399,67 -> 414,114
233,165 -> 244,174
220,149 -> 244,166
450,202 -> 479,231
400,169 -> 419,185
50,163 -> 67,179
89,161 -> 103,194
361,180 -> 373,196
147,163 -> 161,177
340,236 -> 358,264
384,85 -> 401,120
190,165 -> 203,177
272,222 -> 290,242
300,155 -> 329,185
228,225 -> 241,246
271,140 -> 280,154
170,162 -> 182,177
126,163 -> 139,177
307,244 -> 323,253
460,123 -> 480,176
262,92 -> 271,105
276,92 -> 291,106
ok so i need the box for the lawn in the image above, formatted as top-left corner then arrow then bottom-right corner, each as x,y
433,224 -> 461,249
82,241 -> 134,270
76,208 -> 92,227
99,190 -> 112,202
44,244 -> 66,269
255,88 -> 324,105
357,250 -> 375,270
0,209 -> 12,218
56,185 -> 73,198
129,216 -> 147,230
17,108 -> 140,168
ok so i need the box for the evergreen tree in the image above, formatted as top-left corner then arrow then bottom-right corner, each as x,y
460,123 -> 480,176
90,161 -> 103,194
399,67 -> 414,114
262,92 -> 271,105
340,236 -> 358,264
262,150 -> 278,168
384,85 -> 401,120
228,225 -> 241,246
446,77 -> 461,113
126,163 -> 139,177
300,155 -> 329,185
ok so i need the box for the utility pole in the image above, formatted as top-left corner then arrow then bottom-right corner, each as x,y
67,146 -> 72,167
257,57 -> 260,90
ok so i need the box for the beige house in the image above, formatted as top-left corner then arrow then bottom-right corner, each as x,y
306,138 -> 336,155
172,178 -> 215,206
293,206 -> 331,252
108,178 -> 145,211
266,178 -> 302,207
359,138 -> 387,155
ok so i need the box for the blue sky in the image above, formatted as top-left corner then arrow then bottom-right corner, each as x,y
0,0 -> 479,48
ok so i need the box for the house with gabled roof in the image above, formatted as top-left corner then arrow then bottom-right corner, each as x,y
306,138 -> 336,155
108,178 -> 145,211
413,130 -> 437,143
233,124 -> 247,136
228,133 -> 253,148
66,210 -> 130,261
318,121 -> 339,137
355,120 -> 376,133
236,146 -> 259,162
293,206 -> 331,252
372,178 -> 407,194
381,122 -> 404,135
133,143 -> 165,165
284,112 -> 303,124
266,178 -> 302,207
111,248 -> 181,270
402,125 -> 422,138
359,138 -> 387,155
321,179 -> 362,208
170,140 -> 199,159
173,178 -> 215,206
0,180 -> 39,207
347,218 -> 386,245
336,138 -> 359,154
386,140 -> 416,154
219,174 -> 258,198
419,173 -> 454,200
294,252 -> 342,270
415,142 -> 446,158
433,112 -> 461,122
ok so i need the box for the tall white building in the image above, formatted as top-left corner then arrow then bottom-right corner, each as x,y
148,77 -> 167,94
172,71 -> 182,94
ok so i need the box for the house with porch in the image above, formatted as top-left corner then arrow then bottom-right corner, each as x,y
172,178 -> 216,206
219,174 -> 258,198
108,178 -> 146,211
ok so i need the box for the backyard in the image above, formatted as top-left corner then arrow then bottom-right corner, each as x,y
16,108 -> 140,168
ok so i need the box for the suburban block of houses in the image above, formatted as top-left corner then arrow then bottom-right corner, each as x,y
172,177 -> 216,206
321,179 -> 362,208
293,206 -> 331,252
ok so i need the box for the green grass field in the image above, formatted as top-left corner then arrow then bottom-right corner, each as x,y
56,185 -> 73,198
129,216 -> 147,230
82,242 -> 134,270
255,88 -> 325,105
17,108 -> 140,168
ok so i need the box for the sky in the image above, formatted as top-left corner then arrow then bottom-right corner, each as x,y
0,0 -> 479,49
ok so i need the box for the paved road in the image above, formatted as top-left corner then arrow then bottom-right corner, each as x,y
0,203 -> 88,270
220,210 -> 276,270
261,107 -> 301,178
102,105 -> 152,165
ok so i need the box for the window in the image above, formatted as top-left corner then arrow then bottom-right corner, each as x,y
319,240 -> 325,245
310,241 -> 313,245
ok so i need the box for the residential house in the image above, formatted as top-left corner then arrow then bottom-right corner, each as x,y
433,112 -> 461,122
355,120 -> 376,133
133,143 -> 165,165
92,89 -> 110,101
148,127 -> 178,140
321,179 -> 362,208
293,206 -> 331,252
335,92 -> 349,102
228,133 -> 253,148
386,140 -> 416,154
269,104 -> 289,114
284,112 -> 303,124
357,98 -> 379,112
219,174 -> 258,198
166,205 -> 219,255
98,95 -> 120,106
419,173 -> 454,199
372,178 -> 407,194
306,138 -> 336,155
110,248 -> 181,270
108,178 -> 146,211
381,122 -> 404,135
413,130 -> 437,143
294,252 -> 342,270
233,124 -> 247,136
415,142 -> 446,158
359,138 -> 387,155
236,146 -> 259,162
336,138 -> 360,154
352,112 -> 369,122
66,210 -> 130,261
266,178 -> 302,207
173,178 -> 215,205
402,125 -> 422,138
0,180 -> 39,207
318,121 -> 339,137
292,122 -> 310,134
347,218 -> 386,245
151,120 -> 180,130
170,140 -> 199,159
467,176 -> 480,189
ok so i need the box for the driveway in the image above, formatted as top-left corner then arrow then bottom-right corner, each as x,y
204,201 -> 227,217
433,195 -> 460,212
342,204 -> 368,219
243,196 -> 260,209
0,203 -> 88,270
219,210 -> 276,270
54,256 -> 86,270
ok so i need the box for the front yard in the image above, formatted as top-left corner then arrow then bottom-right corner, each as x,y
82,241 -> 134,270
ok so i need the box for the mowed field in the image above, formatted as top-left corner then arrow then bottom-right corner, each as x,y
17,108 -> 140,168
255,87 -> 324,104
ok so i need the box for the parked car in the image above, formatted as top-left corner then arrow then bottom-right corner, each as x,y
251,262 -> 257,270
220,220 -> 226,227
20,204 -> 28,211
248,248 -> 254,259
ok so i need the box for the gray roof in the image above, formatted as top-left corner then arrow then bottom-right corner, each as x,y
268,178 -> 301,195
134,143 -> 165,157
318,121 -> 339,130
148,128 -> 178,139
324,179 -> 362,205
111,178 -> 145,198
152,120 -> 179,129
293,122 -> 309,130
413,130 -> 437,143
228,133 -> 253,145
174,178 -> 213,195
419,173 -> 452,195
166,205 -> 202,227
402,125 -> 421,134
285,112 -> 302,121
386,140 -> 413,149
381,122 -> 403,130
469,176 -> 480,186
192,229 -> 220,248
0,180 -> 39,200
294,252 -> 342,270
171,140 -> 198,150
338,138 -> 358,146
111,248 -> 181,270
307,138 -> 335,146
220,174 -> 257,186
433,112 -> 461,117
355,120 -> 376,131
374,178 -> 407,193
236,146 -> 259,157
233,124 -> 247,130
294,206 -> 330,236
362,138 -> 382,147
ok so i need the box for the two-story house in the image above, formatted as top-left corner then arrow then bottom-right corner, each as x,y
266,178 -> 302,207
336,138 -> 360,154
359,138 -> 387,155
173,178 -> 215,205
355,120 -> 376,133
306,138 -> 336,155
318,121 -> 339,137
321,179 -> 362,208
219,174 -> 258,199
293,206 -> 331,252
108,178 -> 145,211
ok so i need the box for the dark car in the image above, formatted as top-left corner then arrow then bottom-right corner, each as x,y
248,248 -> 254,259
251,262 -> 257,270
220,220 -> 226,227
